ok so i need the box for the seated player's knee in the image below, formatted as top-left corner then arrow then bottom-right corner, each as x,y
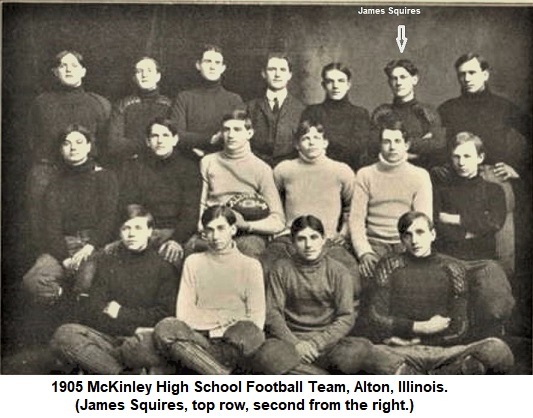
50,323 -> 87,354
154,318 -> 194,350
472,337 -> 514,374
223,321 -> 265,356
329,337 -> 374,373
250,338 -> 300,375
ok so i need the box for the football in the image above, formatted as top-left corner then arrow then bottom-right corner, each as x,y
226,193 -> 270,221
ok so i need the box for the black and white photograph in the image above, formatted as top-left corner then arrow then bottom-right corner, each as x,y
1,2 -> 531,377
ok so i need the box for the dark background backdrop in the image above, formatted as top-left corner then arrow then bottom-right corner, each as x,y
2,3 -> 532,361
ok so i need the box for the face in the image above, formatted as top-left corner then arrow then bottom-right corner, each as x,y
401,217 -> 435,258
296,127 -> 328,160
451,141 -> 484,179
120,216 -> 153,252
388,67 -> 418,100
53,53 -> 86,87
293,226 -> 326,261
147,123 -> 178,158
61,131 -> 91,165
204,216 -> 236,252
457,58 -> 489,94
196,50 -> 226,82
222,119 -> 253,152
322,69 -> 351,101
380,129 -> 409,163
262,57 -> 292,91
134,58 -> 161,91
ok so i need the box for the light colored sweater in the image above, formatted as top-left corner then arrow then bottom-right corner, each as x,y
176,243 -> 265,337
349,155 -> 432,258
199,145 -> 285,234
274,155 -> 355,238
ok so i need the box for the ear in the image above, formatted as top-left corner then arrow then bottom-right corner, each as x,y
229,223 -> 238,237
171,134 -> 179,147
195,61 -> 202,72
261,69 -> 267,80
286,72 -> 293,82
147,227 -> 154,239
52,67 -> 60,78
80,67 -> 87,79
323,139 -> 329,149
404,139 -> 411,151
412,75 -> 419,87
246,128 -> 255,141
154,72 -> 162,84
220,63 -> 227,75
430,228 -> 436,242
478,152 -> 485,165
482,69 -> 490,83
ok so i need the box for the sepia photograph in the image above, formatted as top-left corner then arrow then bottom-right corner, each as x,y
1,1 -> 531,376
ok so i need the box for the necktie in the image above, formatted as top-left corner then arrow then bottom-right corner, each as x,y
272,97 -> 280,114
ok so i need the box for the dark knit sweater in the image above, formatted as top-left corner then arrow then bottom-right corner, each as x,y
119,149 -> 201,243
246,94 -> 305,166
44,159 -> 119,261
434,174 -> 506,260
301,97 -> 370,171
438,89 -> 531,173
107,88 -> 172,162
367,252 -> 467,346
85,245 -> 179,336
170,80 -> 243,153
266,252 -> 355,352
27,84 -> 111,163
372,98 -> 446,168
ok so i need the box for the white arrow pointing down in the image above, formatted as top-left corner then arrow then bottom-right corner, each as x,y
396,25 -> 408,53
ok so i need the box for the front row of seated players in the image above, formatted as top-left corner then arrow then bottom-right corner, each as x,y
50,209 -> 514,375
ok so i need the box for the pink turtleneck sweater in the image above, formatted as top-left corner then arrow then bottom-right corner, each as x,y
349,154 -> 432,258
199,143 -> 285,235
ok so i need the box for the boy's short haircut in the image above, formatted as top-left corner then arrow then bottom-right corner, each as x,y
454,52 -> 490,71
146,117 -> 178,137
122,204 -> 155,229
384,59 -> 419,77
198,43 -> 224,61
221,109 -> 253,130
134,56 -> 161,73
397,211 -> 434,236
264,52 -> 292,72
201,205 -> 237,228
375,111 -> 409,142
321,62 -> 352,81
53,50 -> 85,69
60,124 -> 94,144
290,215 -> 325,239
294,119 -> 326,143
450,131 -> 485,155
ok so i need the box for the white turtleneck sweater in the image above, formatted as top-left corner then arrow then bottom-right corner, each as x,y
349,154 -> 432,258
273,154 -> 355,238
176,242 -> 265,337
199,143 -> 285,235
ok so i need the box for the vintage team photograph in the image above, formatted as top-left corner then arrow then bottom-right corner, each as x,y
1,2 -> 531,375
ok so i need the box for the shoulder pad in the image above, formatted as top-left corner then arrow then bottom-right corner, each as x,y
87,92 -> 111,113
374,253 -> 407,287
155,96 -> 172,107
118,95 -> 142,111
438,255 -> 467,296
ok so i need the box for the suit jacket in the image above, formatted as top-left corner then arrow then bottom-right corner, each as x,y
247,93 -> 305,167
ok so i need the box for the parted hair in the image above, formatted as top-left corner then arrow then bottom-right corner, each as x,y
198,43 -> 224,61
59,124 -> 94,144
397,211 -> 434,236
321,62 -> 352,81
290,215 -> 325,239
122,204 -> 155,229
384,59 -> 419,77
221,109 -> 253,130
294,120 -> 326,143
454,53 -> 490,71
53,50 -> 85,69
375,112 -> 409,142
146,117 -> 178,137
264,52 -> 292,72
201,205 -> 237,228
450,131 -> 485,155
134,56 -> 161,73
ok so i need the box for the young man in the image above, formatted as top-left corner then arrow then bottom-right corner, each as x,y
258,215 -> 393,375
153,205 -> 266,374
118,117 -> 201,266
107,57 -> 172,164
349,114 -> 432,281
263,120 -> 358,287
51,206 -> 179,374
434,132 -> 514,337
26,50 -> 111,254
246,53 -> 305,166
366,211 -> 514,374
371,59 -> 445,168
438,53 -> 531,181
195,109 -> 285,257
170,44 -> 243,158
23,125 -> 118,307
300,62 -> 370,171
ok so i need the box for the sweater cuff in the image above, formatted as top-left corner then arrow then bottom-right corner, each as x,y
392,318 -> 415,338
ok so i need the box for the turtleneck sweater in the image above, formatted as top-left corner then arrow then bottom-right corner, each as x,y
273,154 -> 355,238
266,252 -> 355,352
301,96 -> 370,171
371,98 -> 446,168
44,158 -> 119,261
27,84 -> 111,163
119,148 -> 201,243
199,144 -> 285,234
176,242 -> 265,336
434,173 -> 506,260
349,154 -> 432,258
107,88 -> 172,162
368,251 -> 467,346
438,88 -> 531,172
85,244 -> 178,336
171,79 -> 244,153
